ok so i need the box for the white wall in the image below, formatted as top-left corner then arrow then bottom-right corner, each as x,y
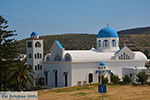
43,61 -> 71,87
71,63 -> 100,86
104,60 -> 146,79
71,60 -> 146,86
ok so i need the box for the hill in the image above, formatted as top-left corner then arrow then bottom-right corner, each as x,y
18,27 -> 150,58
118,27 -> 150,34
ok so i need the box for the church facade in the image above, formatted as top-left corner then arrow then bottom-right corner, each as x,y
26,27 -> 148,87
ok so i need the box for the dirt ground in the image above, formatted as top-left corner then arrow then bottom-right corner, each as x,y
38,84 -> 150,100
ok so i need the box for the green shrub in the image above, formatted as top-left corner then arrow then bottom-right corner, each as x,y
137,71 -> 148,85
123,75 -> 132,84
110,74 -> 120,84
102,75 -> 109,84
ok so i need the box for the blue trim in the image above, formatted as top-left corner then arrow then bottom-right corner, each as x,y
96,70 -> 104,74
96,70 -> 112,75
115,46 -> 126,54
55,40 -> 64,49
99,62 -> 107,66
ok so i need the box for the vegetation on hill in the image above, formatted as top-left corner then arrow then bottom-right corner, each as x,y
18,32 -> 150,58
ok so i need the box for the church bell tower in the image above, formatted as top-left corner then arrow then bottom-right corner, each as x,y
26,32 -> 44,85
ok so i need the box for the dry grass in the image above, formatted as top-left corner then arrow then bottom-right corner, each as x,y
38,84 -> 150,100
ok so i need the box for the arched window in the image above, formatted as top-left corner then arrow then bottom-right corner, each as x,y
46,56 -> 50,61
123,52 -> 126,60
88,73 -> 93,83
35,42 -> 41,47
103,40 -> 109,47
38,64 -> 40,70
54,54 -> 61,61
28,53 -> 32,58
35,65 -> 37,70
40,54 -> 42,58
35,54 -> 37,59
65,53 -> 72,61
37,53 -> 40,58
98,40 -> 101,47
112,40 -> 116,47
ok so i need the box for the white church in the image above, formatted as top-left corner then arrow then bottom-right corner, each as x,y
26,27 -> 148,87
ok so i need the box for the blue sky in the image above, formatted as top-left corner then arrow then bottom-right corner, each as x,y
0,0 -> 150,40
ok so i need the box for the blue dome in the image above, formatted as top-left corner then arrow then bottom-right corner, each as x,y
97,27 -> 118,38
99,62 -> 107,66
31,32 -> 38,36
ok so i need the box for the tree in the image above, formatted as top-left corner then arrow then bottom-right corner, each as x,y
0,16 -> 34,91
123,75 -> 132,84
0,16 -> 17,91
110,74 -> 120,84
137,71 -> 148,85
9,61 -> 34,91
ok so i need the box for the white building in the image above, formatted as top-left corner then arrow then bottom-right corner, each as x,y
26,27 -> 148,87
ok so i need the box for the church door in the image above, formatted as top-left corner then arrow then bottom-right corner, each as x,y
98,75 -> 101,83
65,74 -> 68,86
89,73 -> 93,83
55,71 -> 58,87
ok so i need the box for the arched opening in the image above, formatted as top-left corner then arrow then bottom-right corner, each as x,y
35,54 -> 37,59
103,40 -> 109,47
65,53 -> 72,61
88,73 -> 93,83
54,70 -> 58,87
46,56 -> 50,61
37,53 -> 40,58
64,72 -> 68,87
54,54 -> 61,61
112,40 -> 116,47
35,42 -> 41,47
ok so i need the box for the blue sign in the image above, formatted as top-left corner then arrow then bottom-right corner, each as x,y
98,85 -> 107,93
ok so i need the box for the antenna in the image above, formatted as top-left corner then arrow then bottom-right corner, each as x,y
107,23 -> 109,28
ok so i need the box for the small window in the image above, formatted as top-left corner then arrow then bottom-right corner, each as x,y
103,40 -> 109,47
38,64 -> 40,70
35,54 -> 37,59
28,42 -> 32,48
35,65 -> 37,70
37,53 -> 40,58
112,40 -> 116,47
35,42 -> 41,47
40,54 -> 42,58
130,73 -> 132,77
